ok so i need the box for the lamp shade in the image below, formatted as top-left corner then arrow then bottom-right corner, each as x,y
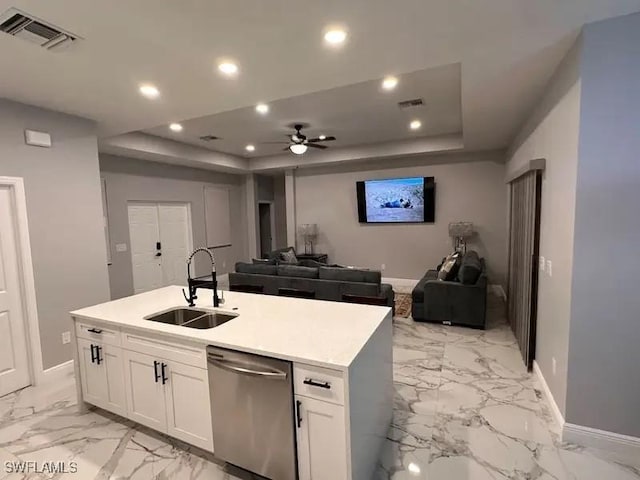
448,222 -> 474,238
298,223 -> 318,237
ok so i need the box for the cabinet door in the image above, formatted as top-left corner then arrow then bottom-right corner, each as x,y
164,360 -> 213,452
102,344 -> 127,416
77,338 -> 108,407
123,350 -> 167,432
296,395 -> 348,480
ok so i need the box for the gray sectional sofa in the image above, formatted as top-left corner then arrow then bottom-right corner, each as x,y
411,250 -> 487,329
229,262 -> 395,309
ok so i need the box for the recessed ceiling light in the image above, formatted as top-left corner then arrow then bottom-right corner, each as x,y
324,28 -> 347,46
218,61 -> 239,76
139,84 -> 159,99
169,123 -> 183,132
255,103 -> 269,114
289,144 -> 308,155
318,135 -> 326,140
410,120 -> 422,130
245,144 -> 255,152
382,76 -> 398,91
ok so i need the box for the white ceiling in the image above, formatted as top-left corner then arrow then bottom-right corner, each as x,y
2,0 -> 640,168
143,63 -> 462,158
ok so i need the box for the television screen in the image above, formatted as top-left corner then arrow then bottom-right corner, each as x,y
356,176 -> 435,223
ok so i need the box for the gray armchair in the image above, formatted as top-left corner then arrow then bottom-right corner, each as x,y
412,251 -> 487,329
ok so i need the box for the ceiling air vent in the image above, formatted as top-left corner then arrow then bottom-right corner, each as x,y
397,98 -> 424,110
199,135 -> 219,142
0,8 -> 78,51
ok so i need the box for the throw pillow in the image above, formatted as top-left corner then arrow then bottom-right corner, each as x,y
437,251 -> 461,281
252,258 -> 276,265
280,248 -> 298,264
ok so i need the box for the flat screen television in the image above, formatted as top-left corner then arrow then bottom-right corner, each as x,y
356,176 -> 435,223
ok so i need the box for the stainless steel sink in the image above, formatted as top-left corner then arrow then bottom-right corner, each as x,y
144,307 -> 237,329
181,313 -> 236,329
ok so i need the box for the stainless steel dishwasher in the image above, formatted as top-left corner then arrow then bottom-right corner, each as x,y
207,346 -> 297,480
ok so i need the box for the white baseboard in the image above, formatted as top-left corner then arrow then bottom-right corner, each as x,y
489,284 -> 507,301
40,359 -> 74,384
563,423 -> 640,464
533,360 -> 565,430
381,277 -> 419,290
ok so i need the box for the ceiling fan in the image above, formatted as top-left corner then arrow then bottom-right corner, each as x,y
264,123 -> 336,155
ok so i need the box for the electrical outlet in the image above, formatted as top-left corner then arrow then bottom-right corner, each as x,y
547,260 -> 553,277
539,256 -> 545,271
61,331 -> 71,344
552,357 -> 557,376
381,264 -> 386,271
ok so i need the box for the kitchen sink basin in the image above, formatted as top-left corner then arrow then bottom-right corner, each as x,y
144,308 -> 237,329
144,308 -> 211,325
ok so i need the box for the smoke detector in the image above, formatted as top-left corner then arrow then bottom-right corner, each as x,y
0,8 -> 79,51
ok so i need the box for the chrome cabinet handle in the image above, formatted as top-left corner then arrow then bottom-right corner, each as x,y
303,378 -> 331,389
209,358 -> 287,380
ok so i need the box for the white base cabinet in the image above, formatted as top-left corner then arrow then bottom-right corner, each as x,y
295,395 -> 348,480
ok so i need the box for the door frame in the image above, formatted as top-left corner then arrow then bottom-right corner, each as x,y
0,177 -> 44,386
257,201 -> 276,255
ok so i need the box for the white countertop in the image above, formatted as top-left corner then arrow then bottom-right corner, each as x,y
70,286 -> 392,370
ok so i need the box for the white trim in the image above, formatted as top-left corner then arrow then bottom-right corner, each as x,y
489,284 -> 507,301
41,359 -> 74,384
563,423 -> 640,465
0,177 -> 44,386
381,277 -> 419,289
533,360 -> 565,429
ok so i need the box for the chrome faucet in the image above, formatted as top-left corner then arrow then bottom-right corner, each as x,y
182,247 -> 222,308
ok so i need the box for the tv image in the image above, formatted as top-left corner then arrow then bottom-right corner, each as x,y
356,176 -> 435,223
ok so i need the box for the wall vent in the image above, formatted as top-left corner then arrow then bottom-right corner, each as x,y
199,135 -> 219,141
397,98 -> 424,110
0,8 -> 79,51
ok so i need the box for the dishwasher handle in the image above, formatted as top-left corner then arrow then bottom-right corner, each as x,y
208,356 -> 288,380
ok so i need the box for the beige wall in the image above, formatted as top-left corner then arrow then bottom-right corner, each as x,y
99,155 -> 248,299
506,37 -> 582,416
294,151 -> 507,284
0,99 -> 111,369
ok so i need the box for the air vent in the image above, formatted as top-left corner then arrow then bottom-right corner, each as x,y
199,135 -> 219,142
397,98 -> 424,110
0,8 -> 78,51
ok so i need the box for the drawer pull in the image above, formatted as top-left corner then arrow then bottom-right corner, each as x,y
154,361 -> 161,383
95,345 -> 103,365
90,344 -> 97,364
87,328 -> 103,334
303,378 -> 331,389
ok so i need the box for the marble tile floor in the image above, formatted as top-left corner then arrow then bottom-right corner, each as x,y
1,294 -> 638,480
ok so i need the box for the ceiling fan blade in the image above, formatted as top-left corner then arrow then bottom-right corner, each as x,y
308,136 -> 336,143
307,143 -> 328,149
260,141 -> 289,144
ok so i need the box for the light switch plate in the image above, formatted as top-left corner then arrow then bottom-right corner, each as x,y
547,260 -> 553,277
61,331 -> 71,344
115,243 -> 128,253
539,256 -> 545,271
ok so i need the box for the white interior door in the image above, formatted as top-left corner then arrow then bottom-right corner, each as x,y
128,204 -> 163,294
128,203 -> 192,294
158,204 -> 191,286
0,187 -> 31,396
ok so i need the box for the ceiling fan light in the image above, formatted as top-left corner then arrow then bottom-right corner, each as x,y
289,144 -> 308,155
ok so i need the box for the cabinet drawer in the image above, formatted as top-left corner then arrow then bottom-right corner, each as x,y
75,320 -> 121,346
294,364 -> 345,406
121,330 -> 207,369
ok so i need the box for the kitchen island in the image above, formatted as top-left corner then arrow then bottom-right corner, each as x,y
70,285 -> 393,480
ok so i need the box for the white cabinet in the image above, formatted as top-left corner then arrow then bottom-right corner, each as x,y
122,349 -> 213,452
295,395 -> 348,480
77,338 -> 126,417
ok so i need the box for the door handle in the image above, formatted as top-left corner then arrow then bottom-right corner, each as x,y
208,358 -> 288,380
296,400 -> 303,428
95,345 -> 103,365
90,344 -> 96,364
303,378 -> 331,389
154,360 -> 161,383
161,363 -> 168,385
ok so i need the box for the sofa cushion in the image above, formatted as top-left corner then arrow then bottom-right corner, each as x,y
458,251 -> 482,285
277,264 -> 319,279
412,270 -> 438,303
318,266 -> 381,284
437,251 -> 462,281
280,248 -> 299,264
235,262 -> 277,275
